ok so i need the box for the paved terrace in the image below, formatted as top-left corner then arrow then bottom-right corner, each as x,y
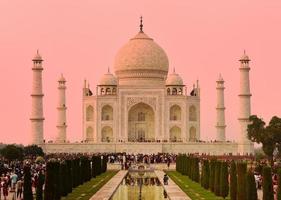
90,170 -> 128,200
155,170 -> 192,200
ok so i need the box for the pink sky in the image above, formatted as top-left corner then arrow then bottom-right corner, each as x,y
0,0 -> 281,144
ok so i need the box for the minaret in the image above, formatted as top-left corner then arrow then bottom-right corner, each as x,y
216,74 -> 226,141
238,51 -> 253,153
30,50 -> 44,144
56,74 -> 67,143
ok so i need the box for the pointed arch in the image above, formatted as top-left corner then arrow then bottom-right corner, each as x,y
170,126 -> 181,142
86,105 -> 94,121
101,126 -> 113,142
101,105 -> 113,121
86,126 -> 93,140
170,105 -> 181,121
189,127 -> 196,142
189,105 -> 197,121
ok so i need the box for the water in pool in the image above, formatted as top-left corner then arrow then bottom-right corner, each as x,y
110,171 -> 169,200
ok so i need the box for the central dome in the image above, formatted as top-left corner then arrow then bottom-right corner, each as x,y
114,30 -> 169,84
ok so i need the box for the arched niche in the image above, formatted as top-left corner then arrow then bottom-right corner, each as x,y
101,105 -> 113,121
170,105 -> 181,121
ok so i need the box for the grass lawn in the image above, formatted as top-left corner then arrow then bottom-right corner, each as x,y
61,170 -> 118,200
166,171 -> 230,200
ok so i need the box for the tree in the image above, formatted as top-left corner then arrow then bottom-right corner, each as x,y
23,165 -> 33,200
230,160 -> 237,200
60,161 -> 68,197
277,168 -> 281,200
24,145 -> 44,157
193,157 -> 200,182
214,161 -> 221,196
201,160 -> 210,189
246,170 -> 257,200
248,115 -> 281,165
209,159 -> 216,192
36,170 -> 44,200
220,161 -> 229,198
44,160 -> 61,200
237,162 -> 247,200
65,159 -> 73,194
0,144 -> 23,161
262,166 -> 274,200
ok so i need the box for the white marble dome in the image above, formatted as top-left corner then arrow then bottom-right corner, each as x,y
114,31 -> 169,81
166,71 -> 183,85
99,72 -> 117,85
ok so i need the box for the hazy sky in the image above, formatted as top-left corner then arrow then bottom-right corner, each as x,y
0,0 -> 281,144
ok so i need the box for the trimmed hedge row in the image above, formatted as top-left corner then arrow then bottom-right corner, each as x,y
22,155 -> 106,200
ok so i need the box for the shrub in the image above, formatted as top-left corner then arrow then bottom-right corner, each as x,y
220,161 -> 229,198
277,168 -> 281,200
209,159 -> 216,192
246,170 -> 257,200
23,165 -> 33,200
237,162 -> 247,200
214,161 -> 221,196
36,170 -> 44,200
230,160 -> 237,200
262,166 -> 274,200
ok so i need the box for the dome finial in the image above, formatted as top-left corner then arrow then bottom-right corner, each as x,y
140,16 -> 143,32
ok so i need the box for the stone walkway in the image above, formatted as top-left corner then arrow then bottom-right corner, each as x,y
155,170 -> 192,200
90,170 -> 128,200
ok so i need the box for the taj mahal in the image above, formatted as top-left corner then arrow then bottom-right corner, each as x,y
31,18 -> 254,155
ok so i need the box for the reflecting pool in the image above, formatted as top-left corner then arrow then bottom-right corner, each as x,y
110,171 -> 169,200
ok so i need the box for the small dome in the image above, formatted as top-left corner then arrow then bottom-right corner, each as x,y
114,31 -> 169,81
99,71 -> 117,85
166,70 -> 183,85
217,74 -> 224,82
239,51 -> 250,61
32,50 -> 43,61
58,74 -> 66,82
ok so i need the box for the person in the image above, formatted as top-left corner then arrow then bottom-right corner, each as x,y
167,160 -> 170,169
2,179 -> 8,200
16,179 -> 23,199
163,174 -> 169,185
10,172 -> 18,192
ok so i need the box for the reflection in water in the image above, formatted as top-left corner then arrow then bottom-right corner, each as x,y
110,172 -> 168,200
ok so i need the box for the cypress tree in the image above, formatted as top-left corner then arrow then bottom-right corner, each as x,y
201,160 -> 205,187
262,166 -> 274,200
220,161 -> 229,198
92,156 -> 96,178
60,161 -> 68,197
246,170 -> 258,200
66,159 -> 73,194
36,170 -> 44,200
54,161 -> 61,200
237,162 -> 247,200
202,160 -> 210,189
230,160 -> 237,200
44,160 -> 55,200
209,159 -> 216,192
277,168 -> 281,200
193,157 -> 200,182
214,161 -> 221,196
23,165 -> 33,200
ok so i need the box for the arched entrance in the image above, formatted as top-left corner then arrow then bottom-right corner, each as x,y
101,126 -> 113,142
189,127 -> 196,142
128,103 -> 155,142
170,126 -> 181,142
